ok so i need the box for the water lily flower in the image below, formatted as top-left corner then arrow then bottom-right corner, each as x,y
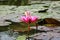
21,11 -> 38,39
21,11 -> 38,23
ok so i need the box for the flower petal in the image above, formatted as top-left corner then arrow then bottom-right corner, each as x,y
31,16 -> 38,22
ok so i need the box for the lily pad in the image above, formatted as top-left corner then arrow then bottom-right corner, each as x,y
16,35 -> 26,40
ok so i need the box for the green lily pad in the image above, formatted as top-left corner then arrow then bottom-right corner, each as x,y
16,35 -> 26,40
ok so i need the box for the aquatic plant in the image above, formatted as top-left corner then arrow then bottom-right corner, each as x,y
21,11 -> 38,40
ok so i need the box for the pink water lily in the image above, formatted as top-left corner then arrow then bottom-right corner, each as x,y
21,11 -> 38,38
21,11 -> 38,23
21,11 -> 38,30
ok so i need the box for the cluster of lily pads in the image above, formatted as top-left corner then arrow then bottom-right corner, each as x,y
0,1 -> 60,30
